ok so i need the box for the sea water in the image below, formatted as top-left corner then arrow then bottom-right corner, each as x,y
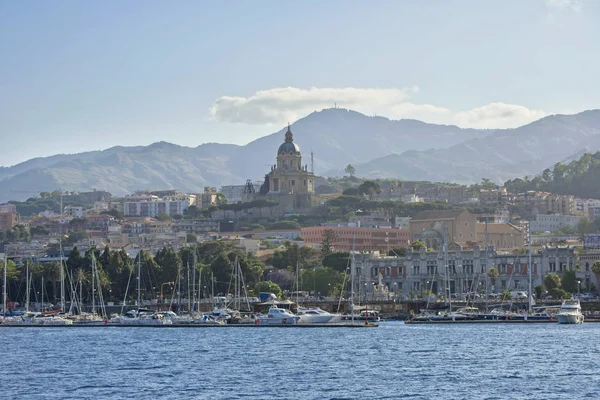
0,322 -> 598,399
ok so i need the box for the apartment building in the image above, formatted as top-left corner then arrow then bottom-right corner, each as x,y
123,194 -> 196,217
301,226 -> 410,252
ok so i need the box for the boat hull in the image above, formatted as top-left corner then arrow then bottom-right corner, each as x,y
557,313 -> 584,324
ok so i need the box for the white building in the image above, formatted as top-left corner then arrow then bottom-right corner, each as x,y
123,194 -> 196,217
64,206 -> 84,218
394,217 -> 411,229
529,214 -> 584,233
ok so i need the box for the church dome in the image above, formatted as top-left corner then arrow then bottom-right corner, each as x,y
277,125 -> 301,155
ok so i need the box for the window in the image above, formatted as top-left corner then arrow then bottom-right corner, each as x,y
481,263 -> 486,273
413,265 -> 420,275
549,262 -> 556,272
586,262 -> 590,272
292,180 -> 295,186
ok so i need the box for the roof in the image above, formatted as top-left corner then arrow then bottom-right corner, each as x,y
411,209 -> 468,221
476,223 -> 522,234
277,125 -> 301,155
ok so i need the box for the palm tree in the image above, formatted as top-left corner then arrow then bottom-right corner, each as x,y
75,268 -> 89,309
487,267 -> 499,293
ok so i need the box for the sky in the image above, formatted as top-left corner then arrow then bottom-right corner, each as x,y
1,0 -> 599,166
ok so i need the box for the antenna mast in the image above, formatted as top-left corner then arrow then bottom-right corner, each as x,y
310,150 -> 314,173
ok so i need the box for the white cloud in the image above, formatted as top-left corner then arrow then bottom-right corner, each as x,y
209,86 -> 547,129
209,86 -> 416,125
545,0 -> 582,12
453,103 -> 547,129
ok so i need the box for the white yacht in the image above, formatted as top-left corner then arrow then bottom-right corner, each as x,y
256,307 -> 300,325
557,299 -> 584,324
297,307 -> 342,324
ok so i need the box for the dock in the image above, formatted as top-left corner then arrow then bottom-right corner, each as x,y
0,323 -> 379,328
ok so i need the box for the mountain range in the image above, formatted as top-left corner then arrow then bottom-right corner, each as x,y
1,108 -> 599,202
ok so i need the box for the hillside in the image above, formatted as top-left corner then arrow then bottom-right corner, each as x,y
504,151 -> 600,199
0,108 -> 486,202
339,110 -> 600,184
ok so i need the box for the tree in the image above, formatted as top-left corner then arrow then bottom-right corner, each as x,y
561,269 -> 578,293
410,240 -> 426,251
255,281 -> 282,298
344,164 -> 356,177
215,193 -> 227,206
322,252 -> 351,272
544,273 -> 562,291
342,188 -> 359,196
320,229 -> 337,258
388,248 -> 407,257
487,267 -> 499,291
358,181 -> 381,200
67,247 -> 84,271
592,261 -> 600,290
186,233 -> 197,243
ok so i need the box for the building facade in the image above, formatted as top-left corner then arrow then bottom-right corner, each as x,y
0,212 -> 19,230
262,125 -> 316,212
476,223 -> 524,249
123,194 -> 196,217
409,210 -> 477,249
357,245 -> 577,298
301,226 -> 410,252
529,214 -> 584,233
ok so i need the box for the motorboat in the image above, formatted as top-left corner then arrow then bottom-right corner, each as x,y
297,307 -> 342,324
557,299 -> 584,324
256,307 -> 300,325
116,309 -> 172,325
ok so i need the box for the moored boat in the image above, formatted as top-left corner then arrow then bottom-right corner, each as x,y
557,299 -> 584,324
256,307 -> 300,325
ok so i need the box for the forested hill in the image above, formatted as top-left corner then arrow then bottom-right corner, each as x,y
504,152 -> 600,198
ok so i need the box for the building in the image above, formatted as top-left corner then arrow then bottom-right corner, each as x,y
395,217 -> 411,229
0,211 -> 19,230
123,193 -> 196,217
356,245 -> 576,298
172,219 -> 219,235
348,213 -> 392,228
529,214 -> 584,233
64,206 -> 84,218
301,226 -> 410,252
262,125 -> 316,212
476,223 -> 524,249
409,210 -> 477,249
0,204 -> 17,213
220,182 -> 262,204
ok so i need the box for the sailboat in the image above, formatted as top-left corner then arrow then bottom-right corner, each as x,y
117,249 -> 171,325
70,253 -> 108,325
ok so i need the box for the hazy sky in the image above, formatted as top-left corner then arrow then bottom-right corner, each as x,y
1,0 -> 598,166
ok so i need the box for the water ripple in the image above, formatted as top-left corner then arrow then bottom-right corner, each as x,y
0,323 -> 598,399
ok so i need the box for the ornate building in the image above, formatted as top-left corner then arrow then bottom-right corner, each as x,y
260,125 -> 315,212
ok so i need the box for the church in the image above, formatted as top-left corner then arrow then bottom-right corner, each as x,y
259,125 -> 316,212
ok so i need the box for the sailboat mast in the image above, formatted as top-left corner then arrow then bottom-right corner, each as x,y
296,261 -> 299,308
187,262 -> 191,313
3,253 -> 7,317
26,260 -> 30,313
59,239 -> 65,311
191,252 -> 196,311
351,234 -> 355,325
444,224 -> 452,310
137,250 -> 141,312
91,254 -> 96,315
41,276 -> 44,312
528,233 -> 533,314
